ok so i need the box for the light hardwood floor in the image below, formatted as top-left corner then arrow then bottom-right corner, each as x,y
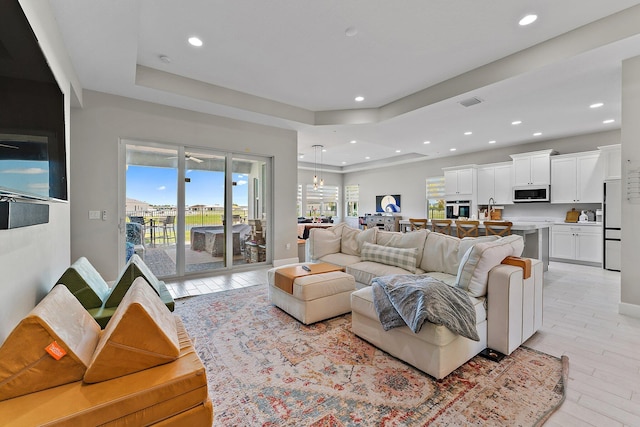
166,261 -> 639,426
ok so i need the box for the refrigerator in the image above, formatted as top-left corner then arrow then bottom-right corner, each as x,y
603,180 -> 621,271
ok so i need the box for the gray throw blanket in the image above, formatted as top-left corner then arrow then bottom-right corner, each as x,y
371,274 -> 480,341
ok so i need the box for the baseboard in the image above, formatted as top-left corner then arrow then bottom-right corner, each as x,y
619,302 -> 640,319
273,257 -> 299,267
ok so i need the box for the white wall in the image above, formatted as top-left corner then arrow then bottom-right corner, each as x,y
71,91 -> 298,281
343,130 -> 620,221
0,2 -> 76,342
620,55 -> 640,317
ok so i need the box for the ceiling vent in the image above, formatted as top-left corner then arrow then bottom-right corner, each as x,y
459,97 -> 483,107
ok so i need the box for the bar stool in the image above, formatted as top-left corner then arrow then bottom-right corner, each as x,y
456,220 -> 480,238
431,219 -> 452,235
409,218 -> 428,231
484,221 -> 513,236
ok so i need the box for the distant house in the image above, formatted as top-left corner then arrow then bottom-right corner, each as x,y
126,198 -> 150,214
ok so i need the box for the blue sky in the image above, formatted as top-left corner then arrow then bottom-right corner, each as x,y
126,165 -> 248,206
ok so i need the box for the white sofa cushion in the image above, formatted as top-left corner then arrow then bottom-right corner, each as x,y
341,227 -> 377,256
308,227 -> 342,259
420,232 -> 460,275
346,261 -> 425,286
455,235 -> 525,297
361,242 -> 420,273
375,230 -> 429,265
317,252 -> 361,267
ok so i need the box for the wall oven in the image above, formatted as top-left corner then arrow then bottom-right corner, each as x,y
445,200 -> 471,219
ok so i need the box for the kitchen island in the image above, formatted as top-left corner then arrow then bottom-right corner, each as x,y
399,219 -> 551,271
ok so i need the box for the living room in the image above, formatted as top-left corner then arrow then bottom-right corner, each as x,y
2,1 -> 640,425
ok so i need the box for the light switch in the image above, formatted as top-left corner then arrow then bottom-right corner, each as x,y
89,210 -> 101,220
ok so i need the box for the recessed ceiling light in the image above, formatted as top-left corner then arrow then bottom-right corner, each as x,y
464,131 -> 472,135
590,102 -> 604,109
159,55 -> 171,63
350,140 -> 357,144
355,96 -> 364,102
188,36 -> 203,47
345,26 -> 358,37
341,161 -> 347,164
395,149 -> 401,153
423,140 -> 431,144
519,14 -> 538,26
450,148 -> 457,152
299,154 -> 304,159
533,132 -> 542,136
365,156 -> 370,160
322,148 -> 327,152
511,120 -> 522,125
489,140 -> 496,144
603,119 -> 615,124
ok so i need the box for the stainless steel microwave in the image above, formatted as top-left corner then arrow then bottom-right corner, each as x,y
513,185 -> 550,202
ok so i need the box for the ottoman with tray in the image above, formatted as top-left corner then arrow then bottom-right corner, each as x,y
267,263 -> 356,324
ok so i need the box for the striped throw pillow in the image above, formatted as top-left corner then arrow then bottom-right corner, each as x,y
360,242 -> 419,273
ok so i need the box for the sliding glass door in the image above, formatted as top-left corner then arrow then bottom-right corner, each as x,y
123,141 -> 271,279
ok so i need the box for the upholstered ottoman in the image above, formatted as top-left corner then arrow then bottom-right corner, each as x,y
267,265 -> 356,324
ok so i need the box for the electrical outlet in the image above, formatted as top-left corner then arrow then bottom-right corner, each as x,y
286,243 -> 291,250
88,210 -> 101,220
102,210 -> 107,221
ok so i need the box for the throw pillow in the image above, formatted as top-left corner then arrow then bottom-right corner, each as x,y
341,226 -> 377,256
83,277 -> 180,383
360,242 -> 419,273
376,229 -> 429,266
308,227 -> 341,259
0,285 -> 101,401
455,235 -> 525,297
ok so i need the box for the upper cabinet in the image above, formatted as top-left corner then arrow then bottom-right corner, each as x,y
443,166 -> 476,200
477,162 -> 513,205
510,149 -> 555,186
598,144 -> 621,180
550,151 -> 603,203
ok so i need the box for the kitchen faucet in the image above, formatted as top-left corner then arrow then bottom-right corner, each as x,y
488,197 -> 496,217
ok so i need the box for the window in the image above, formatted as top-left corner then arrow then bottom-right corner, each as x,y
305,184 -> 338,218
426,177 -> 446,219
296,184 -> 302,217
345,184 -> 359,217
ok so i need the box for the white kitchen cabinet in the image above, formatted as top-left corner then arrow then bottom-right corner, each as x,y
443,167 -> 475,199
551,151 -> 602,203
510,150 -> 554,186
598,144 -> 621,180
551,224 -> 602,264
477,162 -> 512,204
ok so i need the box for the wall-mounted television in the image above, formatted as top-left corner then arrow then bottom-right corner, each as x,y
376,194 -> 401,213
0,0 -> 67,201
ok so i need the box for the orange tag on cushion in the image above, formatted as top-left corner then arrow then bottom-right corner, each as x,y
45,341 -> 67,360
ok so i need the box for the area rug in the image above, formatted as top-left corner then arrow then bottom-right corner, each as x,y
175,285 -> 568,426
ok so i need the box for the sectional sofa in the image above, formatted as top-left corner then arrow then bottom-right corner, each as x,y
307,223 -> 543,379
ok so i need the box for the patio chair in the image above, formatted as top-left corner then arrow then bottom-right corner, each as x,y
154,215 -> 176,245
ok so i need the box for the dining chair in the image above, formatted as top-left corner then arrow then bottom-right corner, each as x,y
456,220 -> 480,238
409,218 -> 428,231
484,221 -> 513,237
431,219 -> 452,235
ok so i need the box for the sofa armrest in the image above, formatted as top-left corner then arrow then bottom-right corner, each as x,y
486,259 -> 543,355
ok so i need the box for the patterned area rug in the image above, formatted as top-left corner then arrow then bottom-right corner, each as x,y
175,285 -> 567,426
